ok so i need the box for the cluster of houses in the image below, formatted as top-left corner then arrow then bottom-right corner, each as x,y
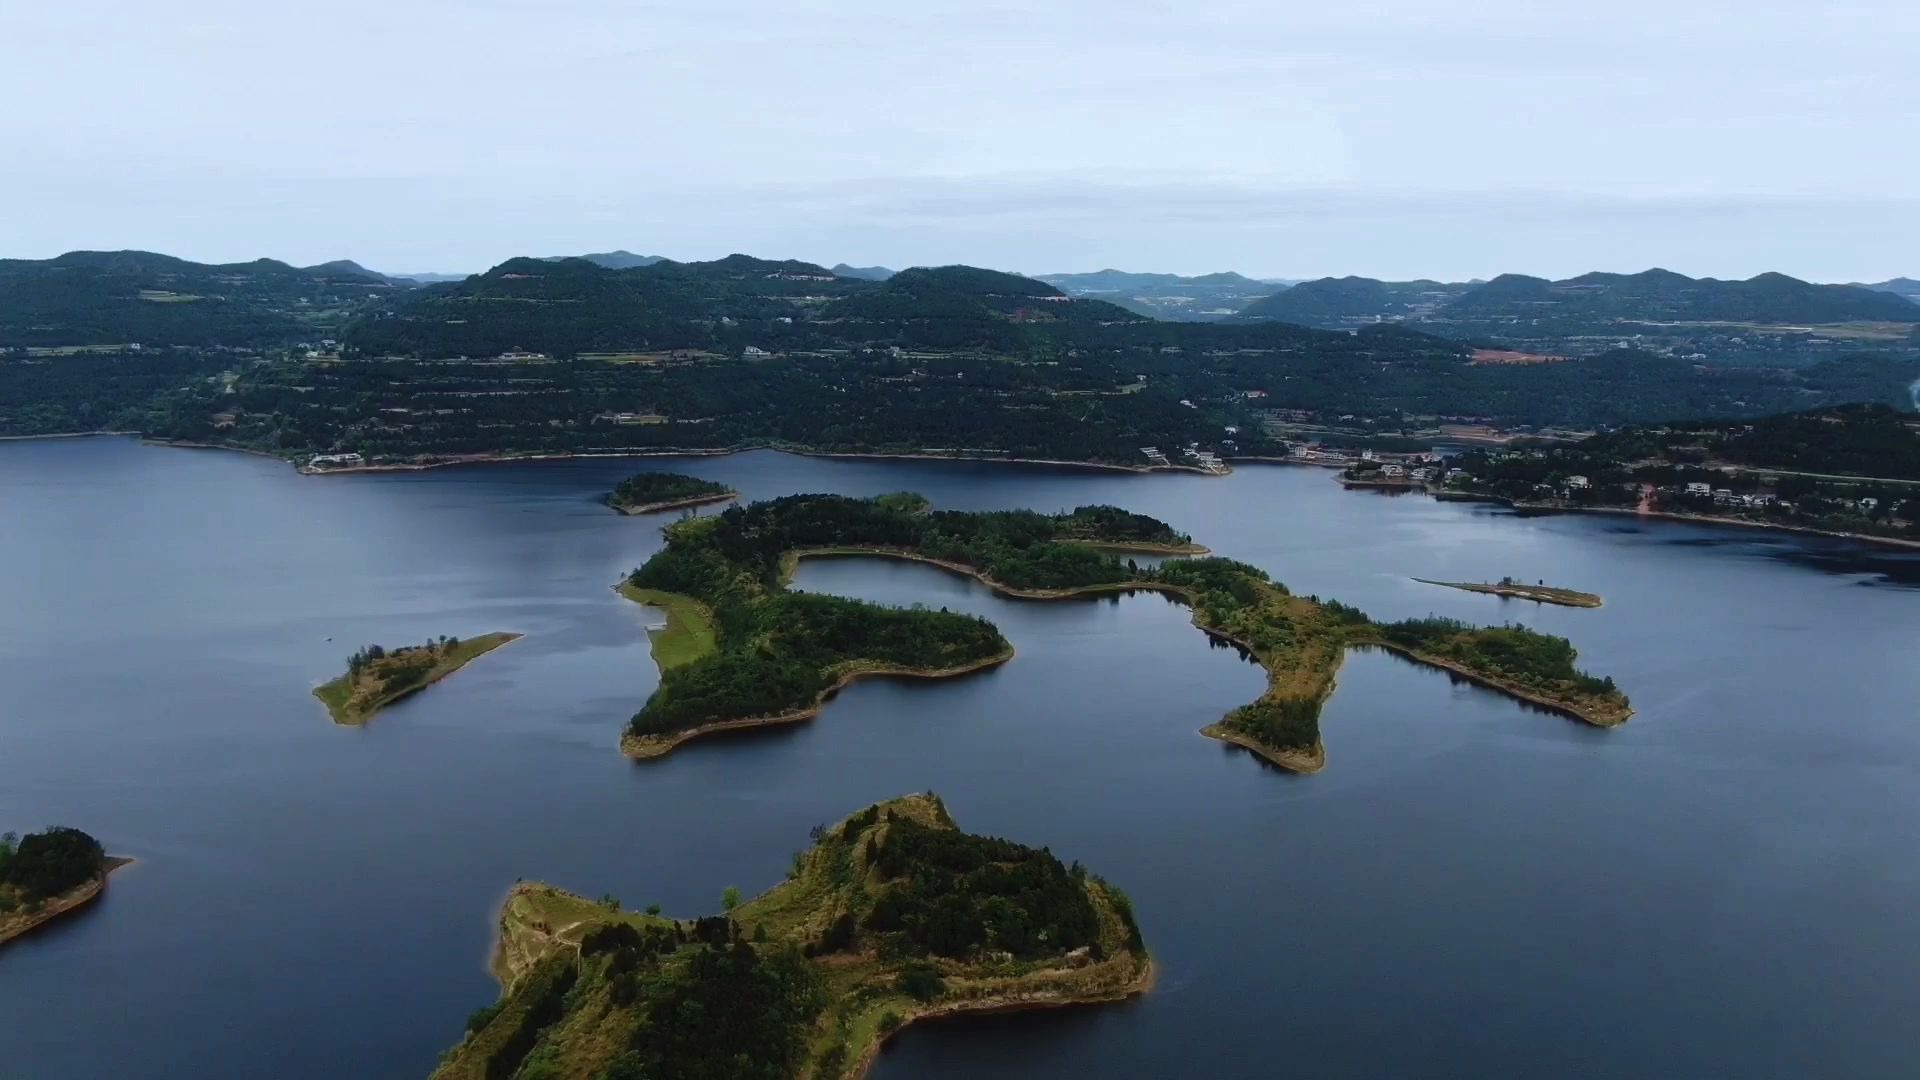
1302,444 -> 1472,487
1139,444 -> 1227,474
1679,482 -> 1780,509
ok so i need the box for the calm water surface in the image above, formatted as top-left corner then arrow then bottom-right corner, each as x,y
3,438 -> 1919,1079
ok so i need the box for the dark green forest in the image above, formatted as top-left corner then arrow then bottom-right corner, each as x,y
437,795 -> 1147,1080
608,471 -> 733,509
0,826 -> 105,906
4,251 -> 1914,469
624,494 -> 1199,739
865,816 -> 1102,961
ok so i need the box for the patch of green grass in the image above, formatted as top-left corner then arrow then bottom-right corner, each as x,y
617,585 -> 717,670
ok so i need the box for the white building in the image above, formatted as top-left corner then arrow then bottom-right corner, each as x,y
1566,475 -> 1591,489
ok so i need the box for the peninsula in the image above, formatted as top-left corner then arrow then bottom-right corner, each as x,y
1415,577 -> 1603,608
0,827 -> 128,947
430,793 -> 1151,1080
618,494 -> 1631,771
606,470 -> 738,515
313,632 -> 521,725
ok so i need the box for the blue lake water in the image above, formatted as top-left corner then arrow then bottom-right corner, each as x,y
3,437 -> 1919,1079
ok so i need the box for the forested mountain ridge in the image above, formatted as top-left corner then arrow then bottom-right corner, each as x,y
0,250 -> 407,348
1585,402 -> 1920,481
346,254 -> 865,358
1234,269 -> 1920,330
3,248 -> 1917,469
543,249 -> 667,269
1038,269 -> 1279,320
1852,278 -> 1920,303
1440,269 -> 1920,325
1233,276 -> 1465,327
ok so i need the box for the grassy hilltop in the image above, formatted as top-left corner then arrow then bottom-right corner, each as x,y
431,794 -> 1150,1080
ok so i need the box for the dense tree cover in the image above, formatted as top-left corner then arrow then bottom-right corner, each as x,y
629,595 -> 1006,736
1586,403 -> 1920,481
630,495 -> 1190,606
6,252 -> 1916,460
621,493 -> 1203,737
0,350 -> 233,437
8,334 -> 1913,461
343,638 -> 460,698
348,255 -> 864,359
614,940 -> 825,1080
608,471 -> 733,509
439,955 -> 578,1080
438,795 -> 1148,1080
0,250 -> 401,348
0,826 -> 105,904
1374,618 -> 1620,701
1241,269 -> 1920,332
866,817 -> 1100,961
1441,269 -> 1920,327
1235,276 -> 1460,326
623,493 -> 1631,754
1444,404 -> 1920,540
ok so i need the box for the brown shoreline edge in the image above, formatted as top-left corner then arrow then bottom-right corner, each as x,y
607,489 -> 739,516
620,648 -> 1016,759
848,957 -> 1155,1079
0,856 -> 134,948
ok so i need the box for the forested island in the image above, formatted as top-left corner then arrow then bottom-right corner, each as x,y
607,471 -> 737,515
1415,578 -> 1603,608
313,633 -> 521,725
430,793 -> 1150,1080
0,827 -> 127,946
620,493 -> 1630,770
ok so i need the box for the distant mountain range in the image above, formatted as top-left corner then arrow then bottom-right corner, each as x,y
544,249 -> 667,270
345,255 -> 1152,359
1852,278 -> 1920,303
1235,269 -> 1920,330
1038,269 -> 1288,321
3,249 -> 1914,366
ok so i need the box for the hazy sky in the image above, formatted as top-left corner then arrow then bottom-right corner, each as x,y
4,0 -> 1916,280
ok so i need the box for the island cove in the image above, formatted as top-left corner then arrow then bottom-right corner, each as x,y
617,494 -> 1631,772
313,633 -> 522,725
432,794 -> 1150,1080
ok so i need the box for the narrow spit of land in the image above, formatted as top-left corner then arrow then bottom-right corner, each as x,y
313,632 -> 522,725
605,470 -> 738,515
1415,578 -> 1604,608
615,493 -> 1632,771
430,793 -> 1151,1080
